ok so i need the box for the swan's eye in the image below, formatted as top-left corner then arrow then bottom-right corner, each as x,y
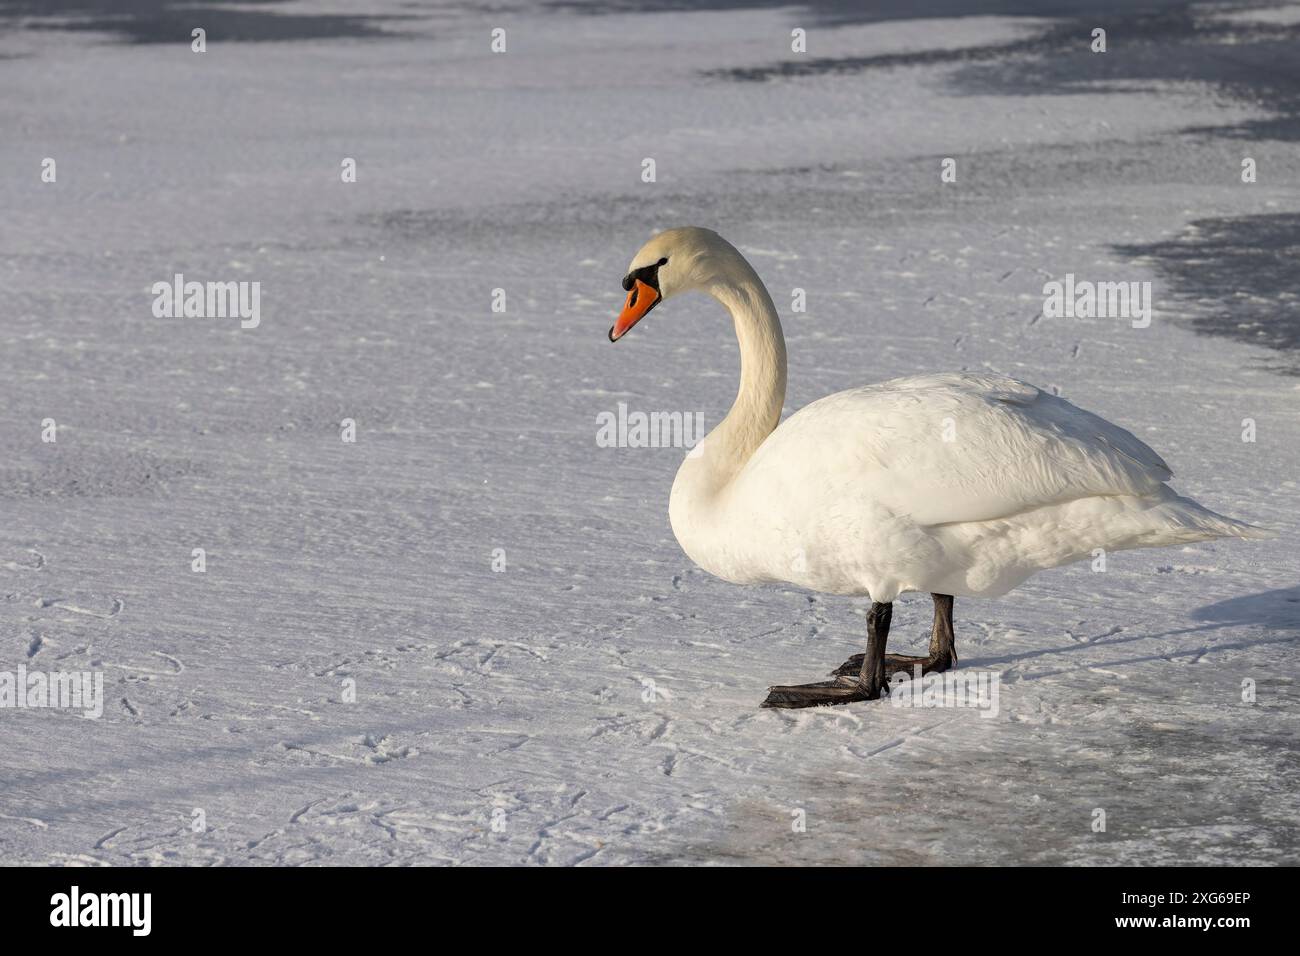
658,257 -> 668,266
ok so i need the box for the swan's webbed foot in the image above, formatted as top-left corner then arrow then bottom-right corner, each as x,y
761,596 -> 959,710
761,675 -> 884,709
830,652 -> 953,678
761,600 -> 894,709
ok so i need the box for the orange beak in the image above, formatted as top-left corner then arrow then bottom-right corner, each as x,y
609,279 -> 661,342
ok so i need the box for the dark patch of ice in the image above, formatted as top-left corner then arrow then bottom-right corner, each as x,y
692,2 -> 1300,145
0,0 -> 417,44
1115,214 -> 1300,375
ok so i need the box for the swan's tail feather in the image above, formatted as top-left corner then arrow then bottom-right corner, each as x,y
924,492 -> 1272,598
1151,494 -> 1274,542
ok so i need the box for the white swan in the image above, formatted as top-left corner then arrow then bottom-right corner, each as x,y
608,227 -> 1269,708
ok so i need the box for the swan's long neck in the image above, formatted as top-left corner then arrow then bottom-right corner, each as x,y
680,259 -> 787,498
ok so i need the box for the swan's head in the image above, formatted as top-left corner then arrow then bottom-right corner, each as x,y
609,226 -> 743,342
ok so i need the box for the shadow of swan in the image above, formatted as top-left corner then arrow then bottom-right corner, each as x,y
967,586 -> 1300,677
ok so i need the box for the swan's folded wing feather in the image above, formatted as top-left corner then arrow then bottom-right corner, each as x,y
743,373 -> 1175,528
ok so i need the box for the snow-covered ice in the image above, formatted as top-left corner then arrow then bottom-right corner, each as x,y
1,0 -> 1297,865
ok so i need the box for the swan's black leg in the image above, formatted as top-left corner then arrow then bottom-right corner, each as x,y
832,594 -> 957,677
857,601 -> 892,698
928,593 -> 957,670
761,601 -> 893,708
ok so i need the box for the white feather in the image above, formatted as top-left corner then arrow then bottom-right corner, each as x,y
618,228 -> 1269,604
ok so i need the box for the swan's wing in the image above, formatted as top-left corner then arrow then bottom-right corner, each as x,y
746,373 -> 1173,527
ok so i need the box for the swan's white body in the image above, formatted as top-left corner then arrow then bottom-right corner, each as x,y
672,371 -> 1264,601
617,228 -> 1265,605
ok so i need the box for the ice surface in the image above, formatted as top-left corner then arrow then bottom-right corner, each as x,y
0,0 -> 1297,865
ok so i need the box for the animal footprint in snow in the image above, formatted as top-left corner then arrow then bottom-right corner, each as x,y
1155,564 -> 1216,575
2,549 -> 45,571
34,594 -> 123,618
359,735 -> 415,764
